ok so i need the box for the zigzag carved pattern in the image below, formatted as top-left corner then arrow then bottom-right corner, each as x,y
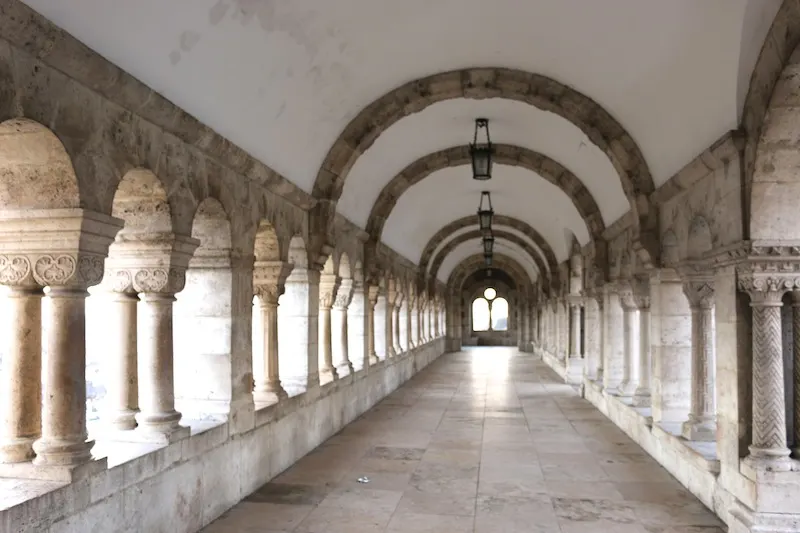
752,305 -> 788,451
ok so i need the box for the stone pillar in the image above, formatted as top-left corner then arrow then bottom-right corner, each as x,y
399,296 -> 409,353
318,273 -> 340,382
332,278 -> 354,377
793,292 -> 800,457
385,279 -> 397,358
583,295 -> 601,380
682,280 -> 717,441
279,265 -> 321,395
633,284 -> 652,407
618,282 -> 640,398
347,278 -> 368,372
569,299 -> 581,360
603,283 -> 625,393
740,281 -> 792,470
104,291 -> 139,430
367,285 -> 380,365
410,296 -> 419,348
417,298 -> 425,345
253,262 -> 292,403
0,286 -> 44,463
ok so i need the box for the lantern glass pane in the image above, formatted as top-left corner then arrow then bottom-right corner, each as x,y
472,149 -> 491,180
479,212 -> 492,230
482,237 -> 494,254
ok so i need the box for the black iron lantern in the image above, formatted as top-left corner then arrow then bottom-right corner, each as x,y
483,252 -> 493,267
470,118 -> 493,180
477,191 -> 494,232
482,233 -> 495,255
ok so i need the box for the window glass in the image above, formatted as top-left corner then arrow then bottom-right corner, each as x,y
472,297 -> 490,331
491,297 -> 509,331
483,287 -> 496,300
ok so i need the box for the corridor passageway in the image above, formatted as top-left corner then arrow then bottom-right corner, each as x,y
203,348 -> 723,533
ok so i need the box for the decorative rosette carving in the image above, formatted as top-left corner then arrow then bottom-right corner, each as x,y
0,255 -> 32,286
33,255 -> 77,286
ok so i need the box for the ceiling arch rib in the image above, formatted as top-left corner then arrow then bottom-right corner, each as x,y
362,143 -> 606,245
420,215 -> 559,279
314,68 -> 653,212
439,240 -> 538,285
381,166 -> 589,264
448,253 -> 531,295
427,224 -> 548,278
429,230 -> 545,284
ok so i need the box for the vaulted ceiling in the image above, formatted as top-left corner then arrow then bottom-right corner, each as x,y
23,0 -> 783,286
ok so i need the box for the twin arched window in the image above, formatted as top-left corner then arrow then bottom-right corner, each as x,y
472,287 -> 508,332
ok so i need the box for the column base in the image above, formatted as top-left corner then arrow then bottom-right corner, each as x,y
631,389 -> 651,407
125,424 -> 190,445
368,354 -> 379,365
0,455 -> 106,482
32,436 -> 94,467
253,384 -> 288,405
320,367 -> 339,383
0,436 -> 37,464
105,408 -> 139,431
743,449 -> 795,473
681,416 -> 716,441
135,410 -> 183,434
335,361 -> 354,378
617,380 -> 638,398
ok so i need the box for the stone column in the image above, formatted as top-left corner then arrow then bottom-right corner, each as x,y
603,283 -> 625,394
104,290 -> 139,430
252,262 -> 291,403
318,273 -> 340,382
367,285 -> 380,365
347,278 -> 368,372
417,298 -> 425,344
569,298 -> 581,360
410,296 -> 419,348
682,280 -> 716,441
583,295 -> 601,380
332,278 -> 354,377
793,292 -> 800,457
740,281 -> 792,470
633,283 -> 652,407
0,285 -> 43,463
393,292 -> 403,355
385,279 -> 397,358
618,281 -> 640,398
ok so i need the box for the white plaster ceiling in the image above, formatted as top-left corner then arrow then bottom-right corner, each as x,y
439,240 -> 538,285
427,224 -> 549,277
384,166 -> 590,264
24,0 -> 777,195
338,99 -> 627,228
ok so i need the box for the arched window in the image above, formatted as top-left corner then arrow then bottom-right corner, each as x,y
472,288 -> 509,332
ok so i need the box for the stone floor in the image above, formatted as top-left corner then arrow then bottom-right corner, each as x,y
202,347 -> 726,533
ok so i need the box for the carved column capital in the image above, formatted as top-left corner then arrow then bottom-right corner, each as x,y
682,280 -> 715,310
333,278 -> 354,310
368,285 -> 380,307
319,273 -> 341,310
105,266 -> 188,295
616,280 -> 637,310
737,272 -> 800,306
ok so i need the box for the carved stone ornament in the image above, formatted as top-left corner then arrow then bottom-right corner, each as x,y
616,280 -> 637,310
682,280 -> 714,309
254,283 -> 282,305
737,271 -> 800,303
334,280 -> 354,309
368,285 -> 380,306
0,255 -> 32,286
34,255 -> 77,286
125,267 -> 188,294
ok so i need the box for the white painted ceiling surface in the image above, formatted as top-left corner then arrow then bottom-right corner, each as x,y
338,99 -> 628,228
21,0 -> 782,277
383,166 -> 590,264
427,224 -> 549,277
439,241 -> 538,285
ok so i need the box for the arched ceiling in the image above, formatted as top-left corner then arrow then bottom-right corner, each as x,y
383,166 -> 589,263
439,239 -> 538,284
427,225 -> 549,279
23,0 -> 783,278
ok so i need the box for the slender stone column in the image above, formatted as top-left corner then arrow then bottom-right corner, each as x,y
741,282 -> 792,470
34,285 -> 94,465
583,295 -> 601,380
105,291 -> 139,430
279,265 -> 321,394
332,278 -> 354,377
410,296 -> 419,348
367,285 -> 380,365
682,280 -> 716,441
385,279 -> 397,358
253,261 -> 291,403
0,286 -> 44,463
633,290 -> 652,407
136,291 -> 184,435
603,283 -> 625,394
347,278 -> 368,372
793,292 -> 800,458
569,300 -> 581,360
393,292 -> 403,355
618,282 -> 640,398
417,298 -> 425,344
318,273 -> 339,382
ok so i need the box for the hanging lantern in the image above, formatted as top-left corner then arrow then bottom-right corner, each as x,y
482,233 -> 495,254
470,118 -> 493,180
477,191 -> 494,232
483,252 -> 493,267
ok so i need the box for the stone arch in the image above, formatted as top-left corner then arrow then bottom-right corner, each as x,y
419,215 -> 559,284
287,235 -> 308,268
111,168 -> 173,237
687,215 -> 713,258
338,252 -> 352,280
0,118 -> 81,209
322,255 -> 336,275
449,254 -> 532,294
429,229 -> 545,284
365,144 -> 605,243
749,39 -> 800,240
313,68 -> 652,204
254,220 -> 282,262
741,0 -> 800,238
190,198 -> 233,261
